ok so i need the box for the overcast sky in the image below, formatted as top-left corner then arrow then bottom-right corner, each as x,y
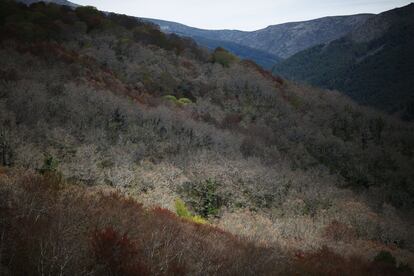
75,0 -> 412,31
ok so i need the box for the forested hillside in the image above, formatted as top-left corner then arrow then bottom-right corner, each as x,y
176,35 -> 283,69
0,1 -> 413,275
273,3 -> 414,120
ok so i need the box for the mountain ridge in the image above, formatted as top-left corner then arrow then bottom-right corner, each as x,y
146,14 -> 374,58
273,3 -> 414,120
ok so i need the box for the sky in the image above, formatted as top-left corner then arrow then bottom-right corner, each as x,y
75,0 -> 412,31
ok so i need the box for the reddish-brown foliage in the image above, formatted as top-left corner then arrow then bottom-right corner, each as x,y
91,227 -> 149,276
191,111 -> 220,126
241,59 -> 284,86
181,59 -> 196,71
3,170 -> 404,275
0,171 -> 284,274
323,220 -> 357,242
15,42 -> 148,104
221,113 -> 243,129
0,68 -> 19,82
17,42 -> 80,64
295,246 -> 411,276
152,206 -> 178,220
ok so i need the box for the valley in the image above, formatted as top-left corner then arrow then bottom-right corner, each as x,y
0,1 -> 413,275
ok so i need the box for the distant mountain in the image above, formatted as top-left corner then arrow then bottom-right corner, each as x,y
146,15 -> 373,59
144,18 -> 282,68
18,0 -> 78,7
273,3 -> 414,120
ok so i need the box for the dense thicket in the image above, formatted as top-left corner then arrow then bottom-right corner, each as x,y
0,169 -> 287,275
0,1 -> 414,273
1,169 -> 412,275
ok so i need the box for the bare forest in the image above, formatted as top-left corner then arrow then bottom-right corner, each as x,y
0,1 -> 413,275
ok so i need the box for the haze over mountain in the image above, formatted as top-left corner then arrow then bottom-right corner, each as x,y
274,3 -> 414,120
148,15 -> 373,59
145,15 -> 377,68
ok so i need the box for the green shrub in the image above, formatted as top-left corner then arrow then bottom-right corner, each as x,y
177,97 -> 192,106
199,179 -> 221,217
189,215 -> 207,224
175,198 -> 207,224
163,95 -> 178,103
39,155 -> 59,175
175,198 -> 192,218
163,96 -> 193,106
180,179 -> 223,218
211,47 -> 237,68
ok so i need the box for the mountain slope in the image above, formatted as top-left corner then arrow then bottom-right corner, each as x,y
273,3 -> 414,120
1,1 -> 414,273
147,14 -> 373,58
